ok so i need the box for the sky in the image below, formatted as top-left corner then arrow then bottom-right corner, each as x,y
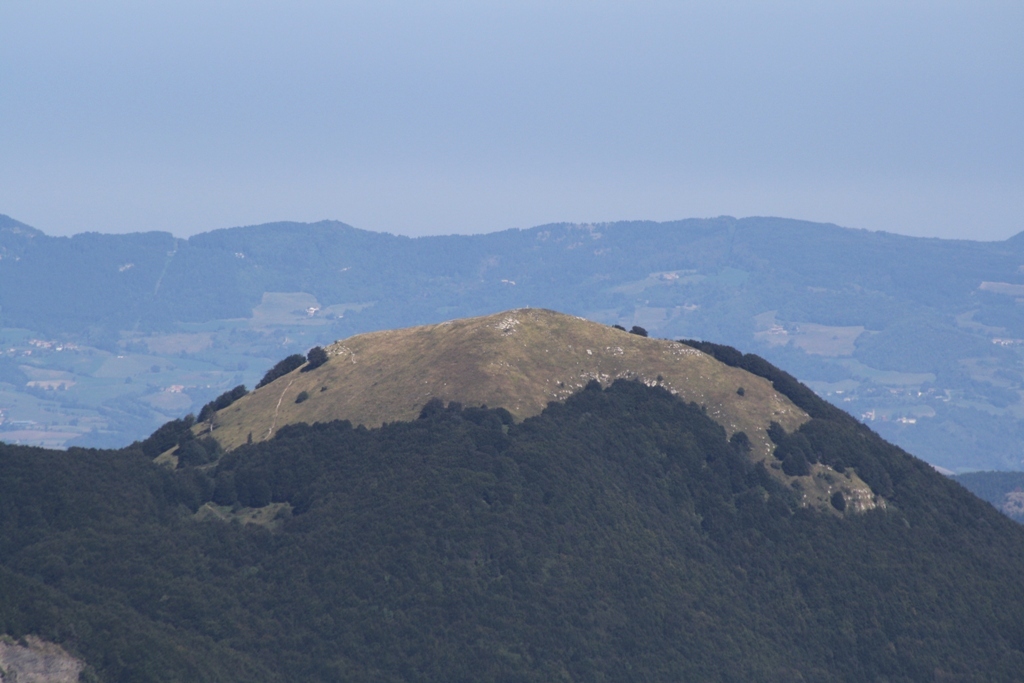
1,1 -> 1021,240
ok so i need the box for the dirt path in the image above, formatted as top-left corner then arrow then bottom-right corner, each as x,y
266,377 -> 297,440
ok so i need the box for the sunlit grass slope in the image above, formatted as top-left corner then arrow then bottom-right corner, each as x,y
210,309 -> 802,453
203,309 -> 881,512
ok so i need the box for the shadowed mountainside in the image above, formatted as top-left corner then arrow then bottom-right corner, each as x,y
3,371 -> 1024,680
954,471 -> 1024,522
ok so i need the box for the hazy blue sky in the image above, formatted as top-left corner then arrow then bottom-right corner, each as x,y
1,1 -> 1021,239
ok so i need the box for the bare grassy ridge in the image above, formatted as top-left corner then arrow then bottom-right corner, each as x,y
209,309 -> 801,451
205,309 -> 877,512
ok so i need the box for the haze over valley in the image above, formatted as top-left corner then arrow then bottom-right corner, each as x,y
4,213 -> 1024,476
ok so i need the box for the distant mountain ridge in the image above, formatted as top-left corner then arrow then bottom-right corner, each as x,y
5,214 -> 1024,337
4,213 -> 1024,472
0,214 -> 44,261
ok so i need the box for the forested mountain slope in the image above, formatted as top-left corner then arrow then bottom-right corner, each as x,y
2,370 -> 1024,681
953,471 -> 1024,523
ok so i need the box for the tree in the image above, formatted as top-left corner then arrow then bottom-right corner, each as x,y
418,398 -> 445,419
303,346 -> 329,372
730,431 -> 752,453
212,471 -> 237,506
198,385 -> 248,422
176,437 -> 221,468
629,326 -> 648,337
256,354 -> 305,389
137,414 -> 195,459
782,451 -> 811,477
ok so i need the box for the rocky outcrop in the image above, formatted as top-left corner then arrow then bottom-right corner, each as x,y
0,636 -> 84,683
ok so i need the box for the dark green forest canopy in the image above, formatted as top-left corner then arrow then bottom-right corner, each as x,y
2,379 -> 1024,681
953,471 -> 1024,523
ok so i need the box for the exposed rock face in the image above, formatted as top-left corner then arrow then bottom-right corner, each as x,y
0,636 -> 84,683
1001,490 -> 1024,520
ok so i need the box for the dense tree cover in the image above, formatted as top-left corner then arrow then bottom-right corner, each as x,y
303,346 -> 328,371
198,385 -> 248,423
954,471 -> 1024,522
0,444 -> 277,682
2,379 -> 1024,680
681,339 -> 917,497
134,414 -> 196,459
255,354 -> 305,389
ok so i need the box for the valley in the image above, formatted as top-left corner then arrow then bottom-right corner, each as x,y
4,214 -> 1024,471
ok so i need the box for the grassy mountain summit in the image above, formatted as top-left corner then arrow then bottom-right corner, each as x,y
209,308 -> 806,452
200,308 -> 879,513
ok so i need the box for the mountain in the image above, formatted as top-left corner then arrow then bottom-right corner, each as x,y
194,308 -> 880,513
2,313 -> 1024,681
206,309 -> 805,449
4,214 -> 1024,472
0,214 -> 45,261
953,471 -> 1024,522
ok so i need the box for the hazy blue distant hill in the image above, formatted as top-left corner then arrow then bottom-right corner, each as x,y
6,216 -> 1024,339
0,214 -> 45,262
0,229 -> 177,336
3,213 -> 1024,471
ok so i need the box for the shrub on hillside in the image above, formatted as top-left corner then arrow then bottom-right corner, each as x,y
303,346 -> 328,372
256,354 -> 305,389
198,385 -> 248,423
